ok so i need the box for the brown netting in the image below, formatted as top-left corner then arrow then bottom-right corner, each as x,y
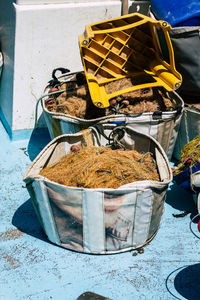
45,76 -> 176,119
46,82 -> 105,119
40,146 -> 160,189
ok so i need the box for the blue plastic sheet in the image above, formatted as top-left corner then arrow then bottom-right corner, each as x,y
151,0 -> 200,27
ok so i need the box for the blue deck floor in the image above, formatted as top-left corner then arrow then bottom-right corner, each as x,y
0,120 -> 200,300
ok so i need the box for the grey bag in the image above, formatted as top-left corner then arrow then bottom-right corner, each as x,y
170,26 -> 200,97
40,72 -> 184,160
24,124 -> 172,254
173,107 -> 200,160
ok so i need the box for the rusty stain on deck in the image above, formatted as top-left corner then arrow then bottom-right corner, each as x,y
0,228 -> 24,241
2,254 -> 20,270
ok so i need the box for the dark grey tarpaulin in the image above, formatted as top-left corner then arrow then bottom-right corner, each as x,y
170,26 -> 200,97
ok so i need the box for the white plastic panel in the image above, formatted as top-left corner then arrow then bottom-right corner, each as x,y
0,0 -> 150,133
12,2 -> 121,130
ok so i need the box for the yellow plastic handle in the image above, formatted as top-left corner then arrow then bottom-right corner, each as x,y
79,13 -> 182,108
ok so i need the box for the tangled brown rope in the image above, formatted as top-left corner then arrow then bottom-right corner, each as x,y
40,146 -> 159,189
45,77 -> 175,119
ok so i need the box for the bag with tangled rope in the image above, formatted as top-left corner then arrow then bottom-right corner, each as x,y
24,124 -> 172,254
36,68 -> 184,160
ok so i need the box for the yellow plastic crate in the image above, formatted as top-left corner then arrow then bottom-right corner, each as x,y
79,13 -> 182,108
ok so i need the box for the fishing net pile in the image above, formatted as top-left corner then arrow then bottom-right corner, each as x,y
45,74 -> 176,119
174,137 -> 200,175
40,146 -> 160,189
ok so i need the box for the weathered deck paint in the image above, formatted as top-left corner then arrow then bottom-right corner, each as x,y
0,121 -> 200,300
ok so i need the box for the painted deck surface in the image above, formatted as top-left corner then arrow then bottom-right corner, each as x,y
0,121 -> 200,300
